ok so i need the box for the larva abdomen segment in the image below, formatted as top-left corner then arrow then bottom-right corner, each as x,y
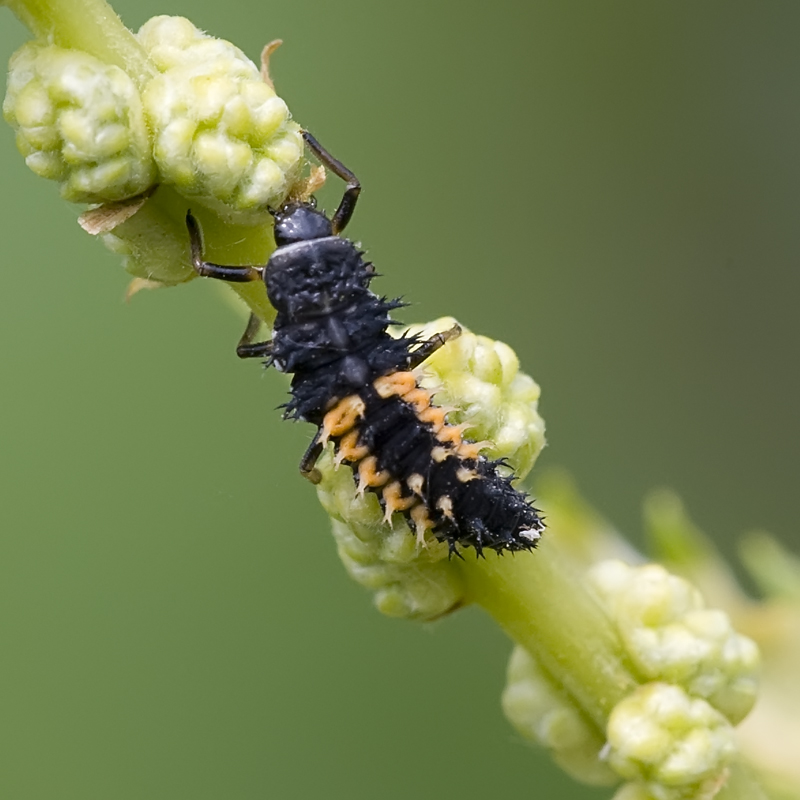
323,372 -> 544,555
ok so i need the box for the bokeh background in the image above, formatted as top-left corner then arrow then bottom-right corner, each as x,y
2,2 -> 799,798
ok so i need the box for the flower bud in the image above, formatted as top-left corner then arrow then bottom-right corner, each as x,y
317,449 -> 464,621
502,645 -> 617,786
588,561 -> 759,724
3,42 -> 156,202
137,16 -> 303,224
606,683 -> 736,799
403,318 -> 545,478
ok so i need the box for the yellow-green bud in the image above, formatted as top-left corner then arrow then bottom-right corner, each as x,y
588,560 -> 759,724
138,16 -> 303,224
606,683 -> 736,799
318,451 -> 465,621
3,42 -> 156,202
502,645 -> 617,786
315,318 -> 546,619
400,318 -> 545,477
612,783 -> 662,800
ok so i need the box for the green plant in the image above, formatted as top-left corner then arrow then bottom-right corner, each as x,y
3,2 -> 799,797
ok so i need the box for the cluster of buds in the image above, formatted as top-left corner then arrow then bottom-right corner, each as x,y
4,42 -> 156,202
4,16 -> 302,222
502,560 -> 758,800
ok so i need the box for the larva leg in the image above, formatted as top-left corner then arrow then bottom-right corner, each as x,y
299,432 -> 324,484
236,313 -> 273,360
186,211 -> 264,282
301,131 -> 361,235
406,324 -> 462,370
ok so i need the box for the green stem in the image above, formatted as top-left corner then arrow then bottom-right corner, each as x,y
458,540 -> 639,729
3,0 -> 154,85
195,207 -> 275,325
133,187 -> 275,323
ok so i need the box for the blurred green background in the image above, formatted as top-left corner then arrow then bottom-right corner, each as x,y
1,2 -> 799,798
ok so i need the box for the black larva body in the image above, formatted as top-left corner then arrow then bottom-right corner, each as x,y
266,235 -> 411,422
187,131 -> 544,556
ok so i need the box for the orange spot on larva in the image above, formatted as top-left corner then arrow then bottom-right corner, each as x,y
381,481 -> 415,522
334,429 -> 369,467
407,473 -> 425,496
419,406 -> 447,431
357,455 -> 390,494
437,423 -> 468,447
410,504 -> 434,546
404,388 -> 431,412
457,440 -> 492,461
320,395 -> 366,444
374,372 -> 416,399
436,495 -> 455,519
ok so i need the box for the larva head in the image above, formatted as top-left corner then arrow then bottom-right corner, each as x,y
271,201 -> 332,246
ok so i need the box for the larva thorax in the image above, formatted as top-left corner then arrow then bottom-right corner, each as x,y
266,235 -> 413,425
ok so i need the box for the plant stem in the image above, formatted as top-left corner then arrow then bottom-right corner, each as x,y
145,187 -> 275,322
3,0 -> 154,85
458,539 -> 639,729
196,207 -> 275,324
